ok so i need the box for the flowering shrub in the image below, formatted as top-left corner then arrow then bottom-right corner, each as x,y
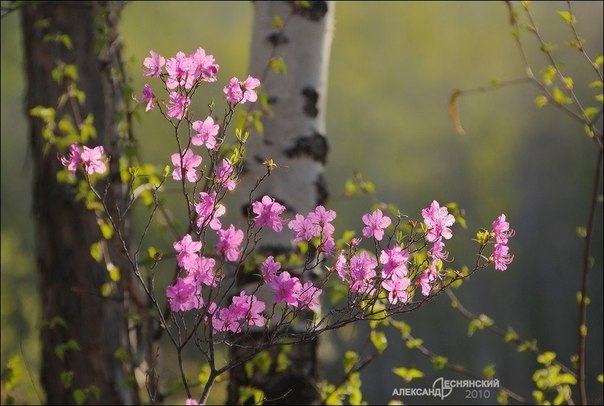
58,46 -> 514,404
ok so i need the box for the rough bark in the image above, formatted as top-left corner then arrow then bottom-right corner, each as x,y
21,2 -> 139,404
228,1 -> 335,404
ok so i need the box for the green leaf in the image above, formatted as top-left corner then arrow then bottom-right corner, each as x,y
537,351 -> 556,365
405,338 -> 423,349
431,356 -> 448,370
107,263 -> 120,282
594,55 -> 603,70
542,65 -> 556,86
73,389 -> 87,405
556,10 -> 576,26
60,371 -> 73,388
505,327 -> 519,342
393,367 -> 424,383
483,363 -> 496,379
269,57 -> 287,74
552,86 -> 573,105
588,80 -> 603,89
272,15 -> 284,29
343,351 -> 358,373
239,386 -> 264,404
370,330 -> 388,354
562,76 -> 573,90
89,242 -> 103,262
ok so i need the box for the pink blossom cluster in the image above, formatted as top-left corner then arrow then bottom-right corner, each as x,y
416,200 -> 456,296
59,143 -> 107,175
490,214 -> 515,271
136,48 -> 259,121
135,48 -> 515,335
288,205 -> 337,253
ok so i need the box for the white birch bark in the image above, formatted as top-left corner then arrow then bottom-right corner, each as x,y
228,2 -> 335,404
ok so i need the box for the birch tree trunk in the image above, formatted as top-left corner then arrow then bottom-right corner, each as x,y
228,1 -> 335,404
21,2 -> 140,404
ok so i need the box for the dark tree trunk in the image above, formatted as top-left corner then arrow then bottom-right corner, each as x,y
21,2 -> 139,404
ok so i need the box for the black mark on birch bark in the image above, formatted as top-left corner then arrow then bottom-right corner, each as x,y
283,131 -> 328,164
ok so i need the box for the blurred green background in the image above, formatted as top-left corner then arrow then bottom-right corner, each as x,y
2,1 -> 602,404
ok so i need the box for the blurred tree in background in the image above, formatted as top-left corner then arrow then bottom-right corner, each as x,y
1,1 -> 602,404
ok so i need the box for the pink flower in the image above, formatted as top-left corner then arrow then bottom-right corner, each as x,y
59,143 -> 82,174
492,214 -> 515,245
308,205 -> 336,236
230,291 -> 265,328
216,225 -> 244,262
382,274 -> 410,305
422,200 -> 455,243
223,77 -> 243,104
223,75 -> 261,104
173,234 -> 202,269
166,277 -> 203,312
214,158 -> 237,190
165,51 -> 193,90
188,256 -> 219,287
214,306 -> 241,333
333,250 -> 348,281
288,213 -> 320,243
80,145 -> 107,175
143,50 -> 165,78
241,75 -> 261,103
298,281 -> 322,312
380,246 -> 409,278
349,251 -> 377,294
418,263 -> 439,297
492,243 -> 514,271
362,209 -> 391,241
190,47 -> 219,83
252,195 -> 286,232
272,271 -> 302,307
261,256 -> 281,286
195,191 -> 225,230
166,92 -> 191,120
191,116 -> 219,150
139,84 -> 155,112
171,149 -> 202,183
185,398 -> 200,406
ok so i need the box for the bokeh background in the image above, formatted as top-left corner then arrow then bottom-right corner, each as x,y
2,1 -> 602,404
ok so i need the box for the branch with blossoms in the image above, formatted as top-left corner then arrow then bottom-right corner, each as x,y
57,46 -> 515,405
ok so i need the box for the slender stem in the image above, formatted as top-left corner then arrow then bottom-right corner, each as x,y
577,149 -> 603,405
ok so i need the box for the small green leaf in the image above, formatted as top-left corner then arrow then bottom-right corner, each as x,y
269,57 -> 287,74
343,351 -> 358,373
370,330 -> 388,354
483,363 -> 496,379
60,371 -> 73,388
552,86 -> 573,104
431,356 -> 448,370
393,367 -> 424,383
406,338 -> 423,349
576,226 -> 587,238
107,263 -> 120,282
505,327 -> 519,342
542,65 -> 556,86
73,389 -> 87,405
556,10 -> 576,26
90,242 -> 103,262
562,76 -> 573,90
272,15 -> 284,29
594,55 -> 603,69
537,351 -> 556,365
